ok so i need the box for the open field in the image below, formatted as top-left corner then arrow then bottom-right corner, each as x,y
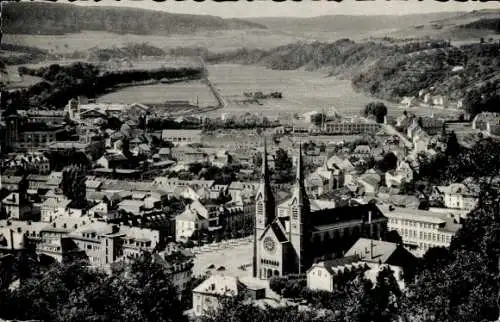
1,66 -> 44,89
96,80 -> 218,107
4,30 -> 308,54
201,64 -> 460,120
192,238 -> 253,278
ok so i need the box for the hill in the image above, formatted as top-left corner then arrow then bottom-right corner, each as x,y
383,9 -> 500,41
248,13 -> 464,37
2,2 -> 267,35
248,10 -> 500,42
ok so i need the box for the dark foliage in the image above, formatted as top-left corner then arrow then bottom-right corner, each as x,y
3,2 -> 266,35
3,62 -> 202,112
0,254 -> 188,322
363,102 -> 388,123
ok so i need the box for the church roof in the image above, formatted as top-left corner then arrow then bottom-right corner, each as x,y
308,255 -> 364,275
311,203 -> 386,229
259,219 -> 289,243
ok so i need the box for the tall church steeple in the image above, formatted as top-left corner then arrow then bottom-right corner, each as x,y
257,137 -> 276,225
253,136 -> 276,278
293,141 -> 310,209
289,140 -> 311,274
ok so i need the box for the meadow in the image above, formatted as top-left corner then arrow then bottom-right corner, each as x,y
96,80 -> 218,107
201,64 -> 462,120
204,64 -> 397,118
4,29 -> 308,54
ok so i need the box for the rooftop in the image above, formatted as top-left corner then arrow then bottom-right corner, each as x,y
345,238 -> 400,264
193,275 -> 241,296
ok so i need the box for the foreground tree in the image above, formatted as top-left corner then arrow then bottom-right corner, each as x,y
0,254 -> 188,322
61,165 -> 87,206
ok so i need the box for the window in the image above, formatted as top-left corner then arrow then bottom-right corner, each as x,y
292,208 -> 298,220
318,270 -> 322,277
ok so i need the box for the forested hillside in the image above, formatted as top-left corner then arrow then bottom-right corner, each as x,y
204,39 -> 451,74
197,38 -> 500,106
458,18 -> 500,33
3,2 -> 266,35
353,42 -> 500,103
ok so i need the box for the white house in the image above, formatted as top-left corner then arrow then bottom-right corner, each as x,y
175,206 -> 209,242
307,256 -> 368,292
400,97 -> 417,109
192,275 -> 243,317
40,197 -> 71,222
435,183 -> 479,211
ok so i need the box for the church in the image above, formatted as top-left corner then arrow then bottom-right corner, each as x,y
253,139 -> 388,279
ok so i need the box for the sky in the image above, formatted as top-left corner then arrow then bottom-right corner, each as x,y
71,0 -> 500,18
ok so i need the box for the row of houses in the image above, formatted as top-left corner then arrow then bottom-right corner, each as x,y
0,218 -> 194,294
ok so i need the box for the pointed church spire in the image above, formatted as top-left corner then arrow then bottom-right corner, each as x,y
292,139 -> 309,208
296,140 -> 304,186
261,136 -> 270,183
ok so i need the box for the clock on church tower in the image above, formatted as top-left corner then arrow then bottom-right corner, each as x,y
263,236 -> 276,254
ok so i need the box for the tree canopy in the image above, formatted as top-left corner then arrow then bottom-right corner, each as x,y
363,102 -> 388,123
0,254 -> 188,322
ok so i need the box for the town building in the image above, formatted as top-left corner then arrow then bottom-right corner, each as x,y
175,200 -> 219,242
152,244 -> 194,294
434,183 -> 479,211
323,118 -> 380,135
253,139 -> 388,279
1,176 -> 28,194
2,193 -> 32,220
307,255 -> 368,292
307,238 -> 414,292
2,153 -> 50,174
161,129 -> 202,146
17,110 -> 66,125
192,275 -> 245,317
380,205 -> 461,257
472,112 -> 500,136
68,222 -> 161,267
17,126 -> 65,150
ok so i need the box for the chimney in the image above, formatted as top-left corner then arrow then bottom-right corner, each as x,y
368,211 -> 373,238
9,229 -> 14,251
370,240 -> 375,260
112,224 -> 119,234
16,227 -> 21,233
27,221 -> 31,226
52,222 -> 56,228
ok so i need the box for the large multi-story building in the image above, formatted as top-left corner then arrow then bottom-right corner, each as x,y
323,118 -> 381,135
380,205 -> 461,257
253,139 -> 388,279
161,129 -> 202,146
68,222 -> 161,267
17,127 -> 65,150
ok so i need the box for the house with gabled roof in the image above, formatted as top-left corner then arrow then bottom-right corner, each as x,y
175,205 -> 209,242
